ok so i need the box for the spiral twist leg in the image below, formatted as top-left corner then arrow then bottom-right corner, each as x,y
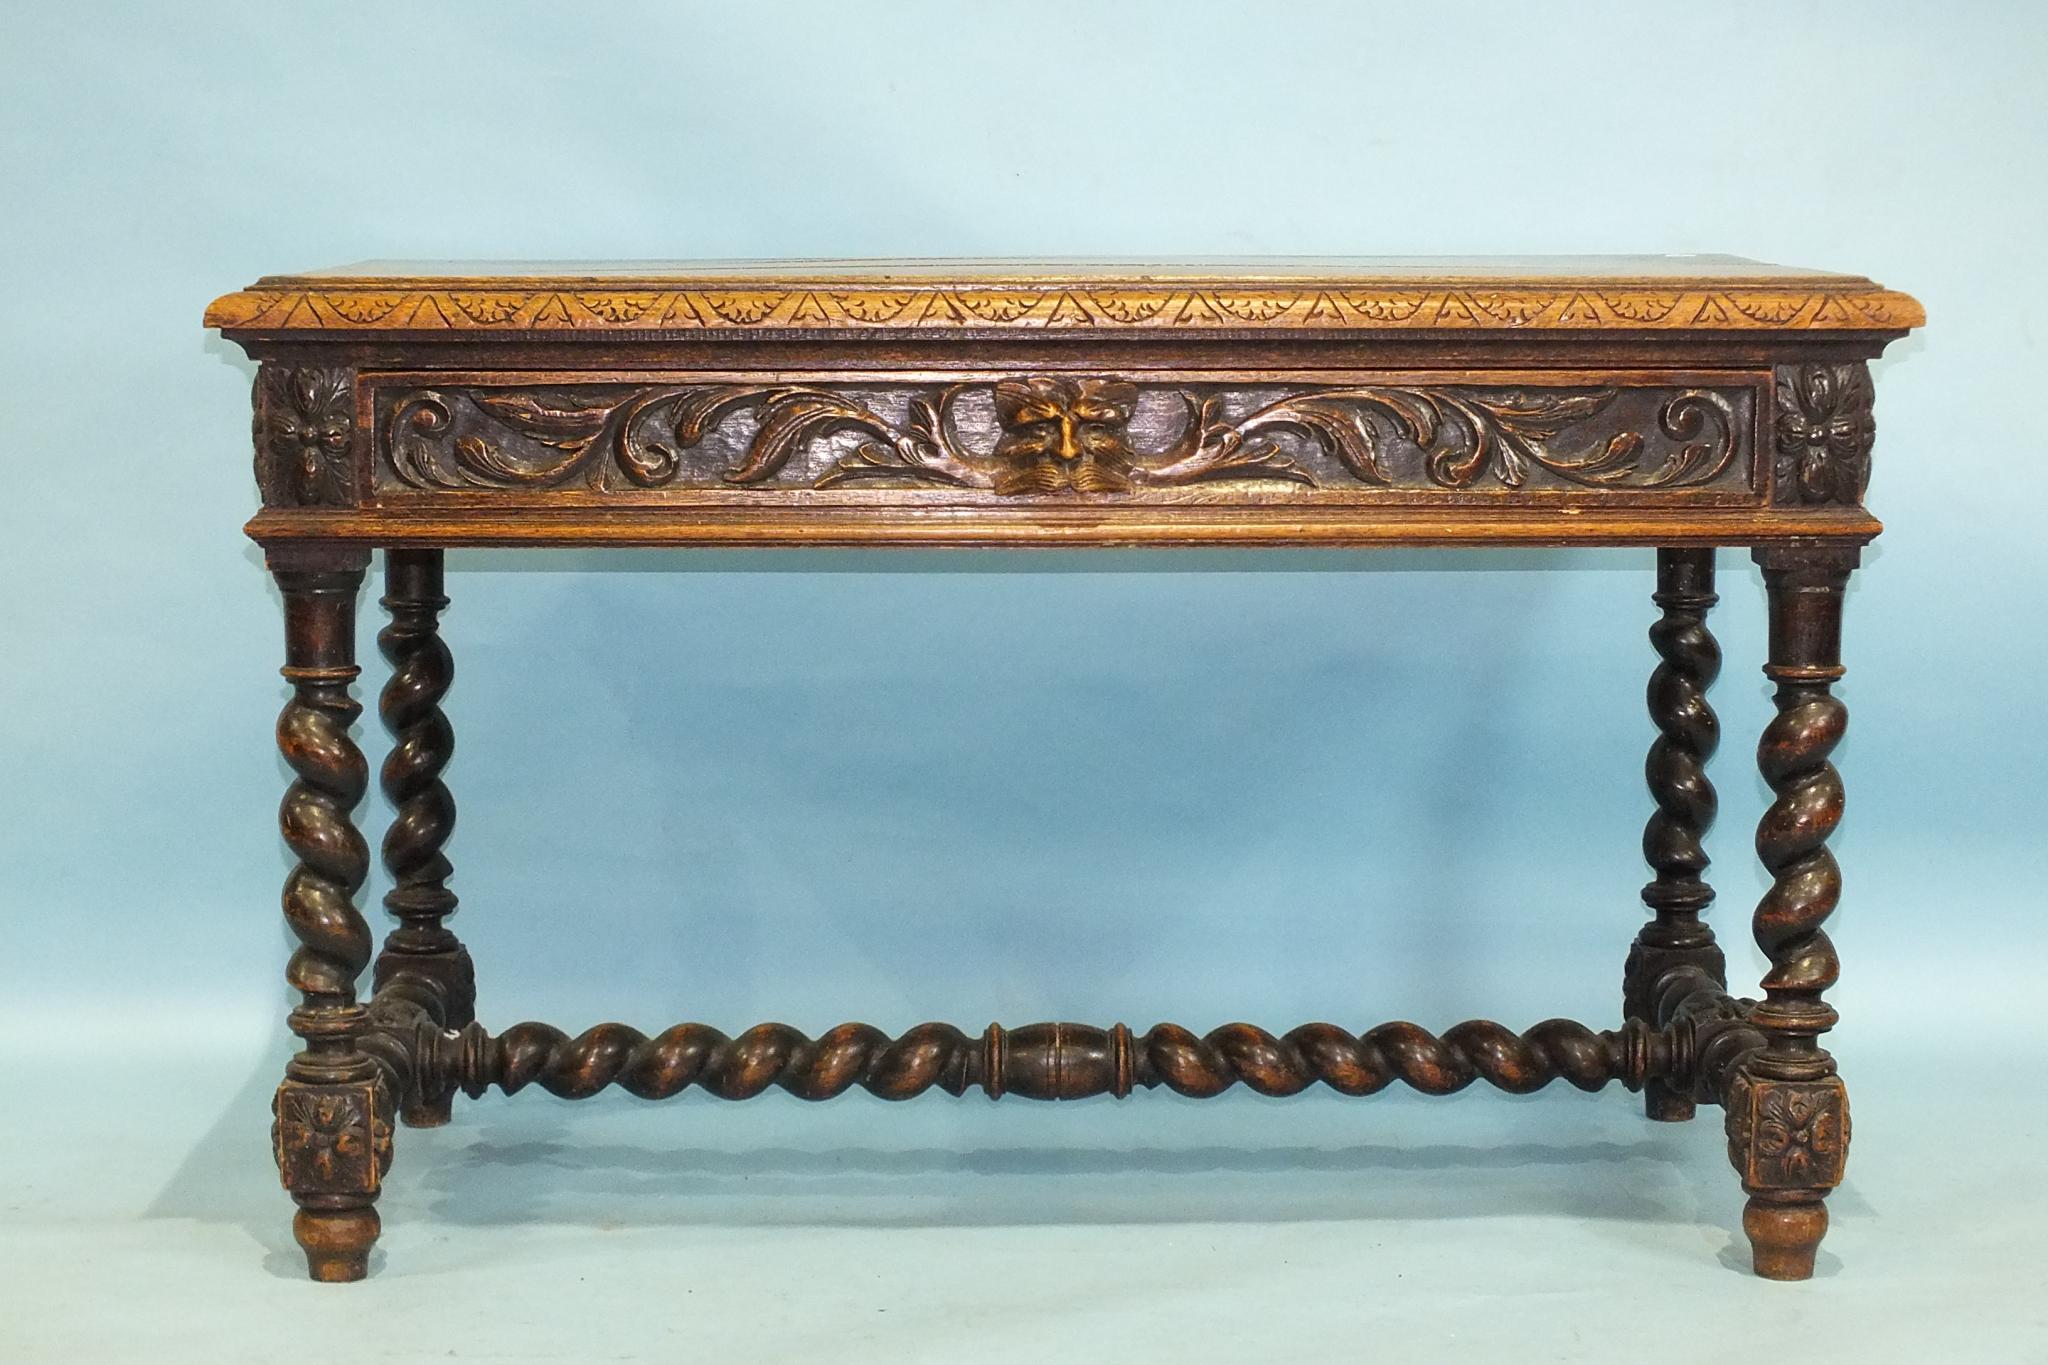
266,546 -> 389,1283
1728,544 -> 1859,1280
371,549 -> 471,1127
428,1014 -> 1671,1104
1625,548 -> 1727,1121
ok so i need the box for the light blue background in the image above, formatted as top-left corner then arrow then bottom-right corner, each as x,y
3,3 -> 2044,1360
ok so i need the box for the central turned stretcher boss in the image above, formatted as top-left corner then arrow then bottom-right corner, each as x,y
205,256 -> 1921,1282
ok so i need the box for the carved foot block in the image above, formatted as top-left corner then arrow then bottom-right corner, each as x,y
274,1080 -> 393,1194
274,1078 -> 393,1281
1726,1071 -> 1849,1280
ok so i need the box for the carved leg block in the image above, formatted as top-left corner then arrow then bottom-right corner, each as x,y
1626,941 -> 1727,1121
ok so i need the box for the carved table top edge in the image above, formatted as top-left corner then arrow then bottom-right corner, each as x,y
207,257 -> 1924,338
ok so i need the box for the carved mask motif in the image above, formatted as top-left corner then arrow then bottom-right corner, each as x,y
991,377 -> 1140,494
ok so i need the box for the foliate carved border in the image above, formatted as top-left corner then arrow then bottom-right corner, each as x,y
210,283 -> 1923,335
1725,1072 -> 1850,1191
374,375 -> 1757,501
254,364 -> 357,508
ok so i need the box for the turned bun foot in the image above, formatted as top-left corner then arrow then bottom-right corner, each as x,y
294,1206 -> 380,1282
1743,1196 -> 1826,1281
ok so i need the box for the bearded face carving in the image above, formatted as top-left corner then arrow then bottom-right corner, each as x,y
990,377 -> 1140,494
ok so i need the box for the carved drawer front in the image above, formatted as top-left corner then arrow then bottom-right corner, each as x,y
363,371 -> 1767,509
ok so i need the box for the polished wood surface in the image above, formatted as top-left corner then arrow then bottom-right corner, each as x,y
213,255 -> 1919,1283
271,255 -> 1884,278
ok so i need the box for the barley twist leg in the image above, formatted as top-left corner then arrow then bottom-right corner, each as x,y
1729,544 -> 1858,1280
267,546 -> 390,1283
1625,547 -> 1727,1121
371,548 -> 471,1126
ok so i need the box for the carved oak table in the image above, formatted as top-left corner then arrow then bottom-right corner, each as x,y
207,257 -> 1922,1282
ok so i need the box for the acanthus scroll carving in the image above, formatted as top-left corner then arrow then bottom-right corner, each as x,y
255,365 -> 356,507
383,377 -> 1746,497
1774,363 -> 1874,505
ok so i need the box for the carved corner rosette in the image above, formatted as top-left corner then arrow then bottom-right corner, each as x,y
382,376 -> 1746,498
1773,363 -> 1874,506
1724,1070 -> 1850,1191
272,1078 -> 394,1196
255,364 -> 358,507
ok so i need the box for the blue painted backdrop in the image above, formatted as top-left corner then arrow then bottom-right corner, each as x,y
2,2 -> 2041,1079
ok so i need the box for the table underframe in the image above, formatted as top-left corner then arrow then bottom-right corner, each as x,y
262,538 -> 1858,1284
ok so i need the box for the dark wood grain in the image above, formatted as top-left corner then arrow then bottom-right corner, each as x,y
212,258 -> 1919,1283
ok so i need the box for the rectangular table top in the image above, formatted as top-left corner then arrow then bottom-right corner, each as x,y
210,255 -> 1920,552
206,255 -> 1922,337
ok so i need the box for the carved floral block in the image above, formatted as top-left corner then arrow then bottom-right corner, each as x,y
1774,363 -> 1874,506
1725,1071 -> 1850,1190
375,376 -> 1755,500
273,1079 -> 394,1195
255,365 -> 356,508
